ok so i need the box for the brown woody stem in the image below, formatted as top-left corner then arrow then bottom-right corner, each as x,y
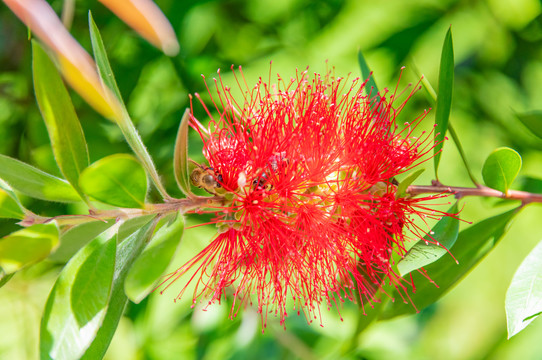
407,183 -> 542,205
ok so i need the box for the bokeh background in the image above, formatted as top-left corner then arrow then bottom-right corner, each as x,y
2,0 -> 542,359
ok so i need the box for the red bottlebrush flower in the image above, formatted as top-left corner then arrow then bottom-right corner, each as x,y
161,66 -> 450,329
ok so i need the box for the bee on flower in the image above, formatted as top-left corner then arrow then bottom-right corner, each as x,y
160,65 -> 452,329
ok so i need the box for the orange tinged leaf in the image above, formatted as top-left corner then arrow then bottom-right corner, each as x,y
98,0 -> 179,56
4,0 -> 122,120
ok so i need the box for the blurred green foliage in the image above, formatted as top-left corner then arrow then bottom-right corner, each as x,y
2,0 -> 542,359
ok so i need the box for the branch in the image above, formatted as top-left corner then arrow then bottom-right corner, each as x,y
407,183 -> 542,205
20,196 -> 224,227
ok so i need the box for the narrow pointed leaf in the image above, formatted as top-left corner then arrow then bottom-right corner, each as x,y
97,0 -> 179,56
417,67 -> 478,185
88,13 -> 124,105
79,154 -> 148,208
0,223 -> 59,274
397,203 -> 459,276
89,12 -> 169,200
174,109 -> 193,196
49,219 -> 116,262
396,169 -> 425,197
516,111 -> 542,140
32,41 -> 89,198
358,49 -> 379,101
4,0 -> 121,120
125,213 -> 184,303
506,239 -> 542,338
117,214 -> 156,241
0,154 -> 81,202
0,179 -> 26,209
434,27 -> 454,177
80,217 -> 157,360
0,269 -> 14,288
382,208 -> 518,319
0,188 -> 25,220
40,234 -> 116,360
482,147 -> 522,194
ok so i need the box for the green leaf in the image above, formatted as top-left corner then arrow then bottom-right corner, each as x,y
516,111 -> 542,140
117,215 -> 157,242
0,268 -> 15,288
88,12 -> 169,200
0,154 -> 81,202
381,208 -> 518,319
396,169 -> 425,197
517,176 -> 542,194
88,13 -> 124,106
433,27 -> 454,178
32,41 -> 89,199
40,234 -> 116,360
0,187 -> 25,220
482,147 -> 522,194
80,217 -> 157,360
125,213 -> 184,303
49,220 -> 116,262
357,49 -> 379,100
0,179 -> 25,205
174,109 -> 193,197
397,203 -> 459,277
79,154 -> 148,208
506,239 -> 542,338
0,223 -> 59,274
417,67 -> 478,185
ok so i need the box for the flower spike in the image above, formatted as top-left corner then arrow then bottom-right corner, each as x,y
162,67 -> 452,329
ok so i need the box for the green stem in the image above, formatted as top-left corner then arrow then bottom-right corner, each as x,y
447,123 -> 479,186
117,112 -> 171,200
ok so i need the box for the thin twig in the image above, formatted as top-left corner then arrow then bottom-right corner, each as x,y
407,183 -> 542,204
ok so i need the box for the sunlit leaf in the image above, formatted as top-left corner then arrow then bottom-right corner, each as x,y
397,203 -> 459,277
88,13 -> 124,105
174,109 -> 193,197
80,217 -> 157,360
396,169 -> 425,198
0,223 -> 59,274
434,27 -> 454,178
79,154 -> 148,208
4,0 -> 121,120
97,0 -> 179,56
32,41 -> 89,200
0,154 -> 81,202
117,215 -> 157,241
49,219 -> 116,263
506,239 -> 542,338
516,111 -> 542,140
482,147 -> 522,194
418,67 -> 478,185
0,188 -> 25,220
0,268 -> 14,288
381,208 -> 518,319
40,234 -> 116,360
89,13 -> 169,200
125,213 -> 184,303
